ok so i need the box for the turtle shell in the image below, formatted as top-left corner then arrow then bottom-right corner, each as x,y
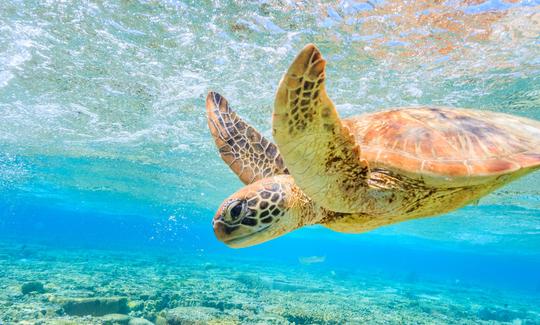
345,107 -> 540,186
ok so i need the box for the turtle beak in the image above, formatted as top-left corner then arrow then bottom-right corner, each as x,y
212,211 -> 243,247
212,216 -> 232,243
212,209 -> 230,242
212,211 -> 265,248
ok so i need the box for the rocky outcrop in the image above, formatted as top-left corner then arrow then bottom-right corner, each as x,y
21,281 -> 45,295
60,297 -> 129,316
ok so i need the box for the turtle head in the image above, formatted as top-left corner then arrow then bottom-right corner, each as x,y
213,175 -> 312,248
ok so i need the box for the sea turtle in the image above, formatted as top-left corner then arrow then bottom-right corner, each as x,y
206,44 -> 540,248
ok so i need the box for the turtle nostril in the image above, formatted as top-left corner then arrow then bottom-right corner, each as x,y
212,214 -> 223,226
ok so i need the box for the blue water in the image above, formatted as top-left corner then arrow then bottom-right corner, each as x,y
1,1 -> 540,323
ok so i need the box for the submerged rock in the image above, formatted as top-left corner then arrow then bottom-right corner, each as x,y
235,274 -> 272,290
477,306 -> 524,322
164,306 -> 224,325
21,281 -> 45,295
41,321 -> 79,325
128,318 -> 154,325
153,316 -> 167,325
128,300 -> 144,311
101,313 -> 131,325
60,297 -> 129,316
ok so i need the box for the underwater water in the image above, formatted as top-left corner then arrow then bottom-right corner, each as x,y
1,0 -> 540,324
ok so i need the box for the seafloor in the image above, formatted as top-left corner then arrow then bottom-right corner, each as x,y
1,242 -> 538,325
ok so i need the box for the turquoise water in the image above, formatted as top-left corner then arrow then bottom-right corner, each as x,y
1,1 -> 540,323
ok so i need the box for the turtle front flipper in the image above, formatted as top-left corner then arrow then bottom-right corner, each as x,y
273,44 -> 369,213
206,92 -> 288,185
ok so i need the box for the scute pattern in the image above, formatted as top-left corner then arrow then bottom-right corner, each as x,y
273,44 -> 369,213
278,47 -> 327,137
345,107 -> 540,181
224,178 -> 289,230
206,92 -> 288,185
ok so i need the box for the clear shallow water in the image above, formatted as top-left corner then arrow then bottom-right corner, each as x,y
1,0 -> 540,323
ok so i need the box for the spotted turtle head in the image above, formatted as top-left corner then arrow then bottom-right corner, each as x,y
212,175 -> 305,248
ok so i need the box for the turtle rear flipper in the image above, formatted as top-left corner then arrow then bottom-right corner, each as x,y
206,92 -> 288,184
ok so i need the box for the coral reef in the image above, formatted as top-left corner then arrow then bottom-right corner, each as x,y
0,243 -> 538,324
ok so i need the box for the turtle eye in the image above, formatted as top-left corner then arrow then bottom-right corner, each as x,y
227,201 -> 244,221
